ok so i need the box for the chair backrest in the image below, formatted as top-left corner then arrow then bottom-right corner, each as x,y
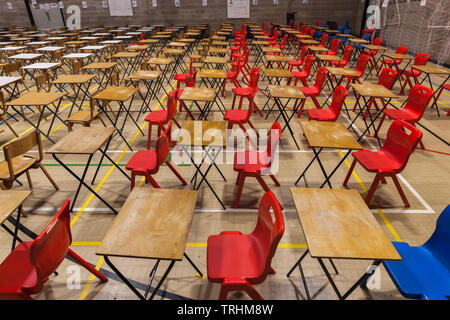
266,121 -> 281,160
73,60 -> 83,74
167,89 -> 180,120
313,67 -> 328,91
4,62 -> 21,75
302,54 -> 315,75
29,200 -> 72,290
319,33 -> 328,46
185,70 -> 197,87
280,34 -> 288,50
413,52 -> 430,66
35,72 -> 50,92
309,29 -> 316,37
355,54 -> 370,75
423,205 -> 450,269
155,121 -> 173,167
382,119 -> 423,173
378,67 -> 398,89
329,38 -> 341,53
328,85 -> 348,120
251,191 -> 285,283
373,37 -> 383,45
294,22 -> 299,31
298,46 -> 308,63
395,45 -> 408,55
249,67 -> 261,89
402,85 -> 434,122
341,45 -> 354,64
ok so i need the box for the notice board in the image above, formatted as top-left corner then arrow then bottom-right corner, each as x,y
227,0 -> 250,19
108,0 -> 133,16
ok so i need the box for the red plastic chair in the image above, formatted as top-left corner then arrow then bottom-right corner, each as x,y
400,53 -> 431,95
307,85 -> 348,121
268,30 -> 279,46
353,67 -> 398,115
331,45 -> 353,67
126,122 -> 187,190
145,90 -> 181,149
174,58 -> 196,89
293,22 -> 299,31
222,58 -> 242,97
343,120 -> 423,207
0,200 -> 107,300
434,83 -> 450,116
271,34 -> 288,56
288,46 -> 308,71
232,121 -> 282,208
344,54 -> 370,88
383,46 -> 407,68
326,38 -> 341,56
265,25 -> 273,37
297,67 -> 329,116
207,191 -> 285,300
318,33 -> 328,47
375,85 -> 434,149
231,67 -> 263,117
288,54 -> 315,86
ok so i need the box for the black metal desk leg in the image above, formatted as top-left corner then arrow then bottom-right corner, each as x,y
149,260 -> 176,300
184,253 -> 204,278
11,205 -> 22,251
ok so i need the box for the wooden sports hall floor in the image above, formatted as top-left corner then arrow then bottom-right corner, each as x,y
0,46 -> 449,300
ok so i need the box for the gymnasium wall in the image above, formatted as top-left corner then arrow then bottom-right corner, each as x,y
1,0 -> 365,35
376,0 -> 450,65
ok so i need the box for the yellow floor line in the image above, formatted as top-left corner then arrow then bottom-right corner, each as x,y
78,256 -> 104,300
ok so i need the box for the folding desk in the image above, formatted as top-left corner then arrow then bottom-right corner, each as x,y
82,62 -> 118,89
179,87 -> 216,120
265,55 -> 291,69
80,45 -> 107,61
144,57 -> 174,90
124,70 -> 162,119
0,76 -> 22,102
91,86 -> 141,150
111,52 -> 141,82
294,120 -> 363,188
5,91 -> 66,143
263,68 -> 292,88
7,53 -> 43,64
288,188 -> 401,300
362,44 -> 388,79
46,127 -> 130,213
96,187 -> 202,300
204,56 -> 228,70
62,53 -> 94,70
21,62 -> 62,80
35,46 -> 65,59
198,69 -> 227,115
0,190 -> 31,251
177,120 -> 227,209
348,38 -> 370,64
349,83 -> 398,148
162,48 -> 186,76
51,74 -> 96,116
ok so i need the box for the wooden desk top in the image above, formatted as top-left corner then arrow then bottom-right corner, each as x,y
316,54 -> 341,61
168,41 -> 187,47
177,120 -> 227,147
211,41 -> 229,46
46,127 -> 116,155
348,38 -> 369,44
126,70 -> 161,81
179,87 -> 215,102
308,46 -> 330,52
269,85 -> 305,99
325,67 -> 360,77
295,35 -> 312,39
208,48 -> 228,54
263,68 -> 293,78
262,47 -> 282,53
363,44 -> 388,51
139,39 -> 159,44
96,188 -> 198,260
325,29 -> 340,33
0,76 -> 22,87
146,57 -> 174,65
163,48 -> 184,55
82,62 -> 117,69
92,86 -> 139,101
111,51 -> 140,58
204,56 -> 227,64
290,187 -> 401,261
411,65 -> 450,75
382,52 -> 414,60
299,120 -> 363,150
125,45 -> 149,51
51,74 -> 96,84
6,91 -> 66,106
351,83 -> 398,98
198,69 -> 227,79
265,55 -> 291,62
252,41 -> 269,46
337,33 -> 355,38
0,190 -> 31,225
301,39 -> 319,45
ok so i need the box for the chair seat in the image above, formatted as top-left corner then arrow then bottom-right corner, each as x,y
224,109 -> 247,122
0,156 -> 37,180
300,86 -> 320,97
207,232 -> 265,282
383,108 -> 418,121
144,110 -> 168,124
383,242 -> 450,300
291,70 -> 308,79
401,69 -> 422,77
226,71 -> 239,79
190,54 -> 202,60
352,150 -> 403,173
331,60 -> 347,67
384,58 -> 402,67
288,60 -> 303,66
307,109 -> 336,121
232,87 -> 254,97
0,242 -> 38,297
233,151 -> 270,173
174,73 -> 190,81
66,110 -> 100,123
125,150 -> 157,174
230,46 -> 240,51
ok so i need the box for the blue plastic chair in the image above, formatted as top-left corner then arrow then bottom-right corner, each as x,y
382,205 -> 450,300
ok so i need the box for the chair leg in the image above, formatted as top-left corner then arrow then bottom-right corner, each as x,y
0,117 -> 19,137
67,248 -> 108,282
297,99 -> 307,118
374,113 -> 387,136
343,158 -> 357,187
391,174 -> 410,207
38,163 -> 59,190
364,174 -> 383,205
255,174 -> 270,192
218,285 -> 231,300
146,174 -> 161,188
25,171 -> 33,189
311,96 -> 321,109
269,174 -> 280,186
243,284 -> 264,300
165,161 -> 187,185
130,172 -> 136,191
147,123 -> 153,150
233,173 -> 246,208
